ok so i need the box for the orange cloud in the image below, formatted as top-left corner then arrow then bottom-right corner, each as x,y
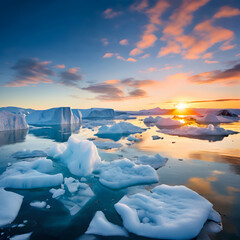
204,60 -> 219,64
55,64 -> 65,69
213,6 -> 240,19
126,57 -> 137,62
130,0 -> 148,12
158,41 -> 181,57
140,53 -> 150,59
129,48 -> 144,56
202,52 -> 213,59
139,64 -> 182,73
119,39 -> 129,45
103,53 -> 115,58
103,8 -> 122,19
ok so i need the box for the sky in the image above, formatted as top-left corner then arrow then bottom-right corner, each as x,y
0,0 -> 240,110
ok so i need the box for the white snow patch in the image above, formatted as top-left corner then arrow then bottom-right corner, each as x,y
86,211 -> 128,237
30,201 -> 46,208
115,184 -> 221,239
0,188 -> 23,227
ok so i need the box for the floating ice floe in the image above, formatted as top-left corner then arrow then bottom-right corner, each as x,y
127,135 -> 141,142
26,107 -> 81,125
144,116 -> 160,124
48,136 -> 101,176
159,124 -> 237,137
86,211 -> 128,237
30,201 -> 46,208
0,159 -> 63,189
0,111 -> 28,131
0,188 -> 23,227
12,149 -> 47,159
156,117 -> 182,128
98,158 -> 158,189
10,232 -> 32,240
97,122 -> 145,136
115,184 -> 221,239
152,135 -> 163,140
82,119 -> 115,129
93,141 -> 122,150
196,114 -> 220,124
135,154 -> 168,169
114,115 -> 136,120
50,177 -> 94,216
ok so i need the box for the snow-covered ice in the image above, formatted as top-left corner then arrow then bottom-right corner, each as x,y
86,211 -> 128,237
0,159 -> 63,189
98,158 -> 158,189
156,117 -> 182,128
10,232 -> 32,240
115,184 -> 221,239
12,149 -> 47,159
30,201 -> 46,208
159,124 -> 237,137
48,136 -> 101,176
97,122 -> 145,135
0,188 -> 23,227
93,141 -> 122,150
26,107 -> 81,125
136,154 -> 168,169
0,111 -> 28,131
79,108 -> 115,119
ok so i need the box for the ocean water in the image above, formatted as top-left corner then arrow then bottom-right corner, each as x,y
0,116 -> 240,240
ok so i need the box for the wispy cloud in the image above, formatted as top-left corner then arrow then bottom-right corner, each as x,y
204,60 -> 219,64
139,64 -> 183,73
103,8 -> 122,19
5,58 -> 55,87
55,64 -> 65,69
103,53 -> 137,62
119,39 -> 129,45
213,6 -> 240,19
189,63 -> 240,84
187,98 -> 240,104
101,38 -> 109,46
130,0 -> 148,12
59,68 -> 83,88
140,53 -> 150,59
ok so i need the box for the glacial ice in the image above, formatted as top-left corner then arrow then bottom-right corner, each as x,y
12,149 -> 47,159
79,108 -> 115,119
48,136 -> 101,176
26,107 -> 81,125
196,114 -> 220,124
0,111 -> 28,131
93,141 -> 122,150
0,188 -> 23,227
156,117 -> 182,128
30,201 -> 46,208
143,116 -> 160,124
10,232 -> 32,240
98,158 -> 158,189
115,184 -> 221,239
127,135 -> 141,142
0,159 -> 63,189
136,154 -> 168,169
86,211 -> 128,237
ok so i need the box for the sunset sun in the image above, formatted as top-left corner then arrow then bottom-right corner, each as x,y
176,103 -> 187,110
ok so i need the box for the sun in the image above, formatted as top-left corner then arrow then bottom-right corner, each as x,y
176,103 -> 186,110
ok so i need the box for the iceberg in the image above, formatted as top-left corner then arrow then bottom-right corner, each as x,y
0,188 -> 23,227
136,154 -> 168,169
156,117 -> 182,128
0,111 -> 28,131
159,124 -> 237,137
97,122 -> 145,136
196,114 -> 220,124
82,119 -> 115,129
79,108 -> 115,119
115,184 -> 221,239
98,158 -> 158,189
50,177 -> 94,216
48,136 -> 101,176
93,141 -> 122,150
0,106 -> 34,115
86,211 -> 128,237
12,149 -> 47,159
143,116 -> 160,124
0,159 -> 63,189
26,107 -> 81,125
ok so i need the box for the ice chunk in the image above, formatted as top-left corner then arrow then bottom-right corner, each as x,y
156,117 -> 182,128
0,188 -> 23,227
99,158 -> 158,189
86,211 -> 128,237
160,124 -> 237,137
136,154 -> 168,169
143,116 -> 160,124
79,108 -> 115,119
50,188 -> 65,198
0,159 -> 63,189
127,135 -> 141,142
115,184 -> 221,239
93,141 -> 122,150
82,119 -> 115,129
26,107 -> 81,125
48,136 -> 101,176
30,201 -> 46,208
97,122 -> 145,135
10,232 -> 32,240
0,111 -> 28,131
196,114 -> 220,124
12,149 -> 47,159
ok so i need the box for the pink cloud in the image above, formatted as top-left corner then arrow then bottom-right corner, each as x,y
214,6 -> 240,19
202,52 -> 213,59
130,0 -> 148,12
103,8 -> 122,19
126,57 -> 137,62
204,60 -> 219,64
139,64 -> 182,73
101,38 -> 109,46
158,41 -> 181,57
55,64 -> 65,69
140,53 -> 150,59
119,39 -> 129,45
103,53 -> 115,58
129,48 -> 144,56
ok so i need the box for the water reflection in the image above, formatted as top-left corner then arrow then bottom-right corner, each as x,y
0,129 -> 28,146
29,124 -> 81,142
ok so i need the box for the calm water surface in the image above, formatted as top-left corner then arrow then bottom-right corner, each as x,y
0,116 -> 240,240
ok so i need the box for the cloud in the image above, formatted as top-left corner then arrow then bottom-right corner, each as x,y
103,53 -> 115,58
213,6 -> 240,19
186,98 -> 240,104
83,78 -> 155,101
5,58 -> 55,87
139,64 -> 182,73
189,63 -> 240,84
204,60 -> 219,64
103,8 -> 122,19
130,0 -> 148,12
101,38 -> 109,46
140,53 -> 150,59
126,57 -> 137,62
202,52 -> 213,59
129,48 -> 144,56
55,64 -> 65,69
103,53 -> 137,62
119,39 -> 129,45
59,68 -> 83,87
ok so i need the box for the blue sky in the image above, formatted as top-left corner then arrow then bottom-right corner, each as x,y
0,0 -> 240,110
